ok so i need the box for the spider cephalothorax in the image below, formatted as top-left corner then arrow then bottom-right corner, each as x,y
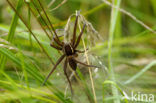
43,15 -> 98,95
63,43 -> 75,56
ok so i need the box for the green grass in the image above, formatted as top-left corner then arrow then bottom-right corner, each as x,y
107,0 -> 121,103
0,0 -> 156,103
0,0 -> 23,71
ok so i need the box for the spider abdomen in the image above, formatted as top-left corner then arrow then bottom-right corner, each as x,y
63,43 -> 74,56
68,58 -> 77,71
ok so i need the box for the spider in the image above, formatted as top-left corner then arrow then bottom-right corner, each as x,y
6,0 -> 98,96
42,15 -> 98,94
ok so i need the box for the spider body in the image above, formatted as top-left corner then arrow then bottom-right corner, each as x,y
63,43 -> 74,56
6,0 -> 98,96
43,16 -> 98,95
63,43 -> 77,70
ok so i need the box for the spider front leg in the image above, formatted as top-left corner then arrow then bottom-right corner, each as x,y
72,15 -> 79,47
50,36 -> 62,50
64,58 -> 73,95
74,24 -> 86,49
42,54 -> 66,85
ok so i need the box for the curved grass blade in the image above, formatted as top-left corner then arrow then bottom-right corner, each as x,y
0,47 -> 73,103
103,80 -> 128,103
124,60 -> 156,85
6,0 -> 55,65
0,0 -> 23,71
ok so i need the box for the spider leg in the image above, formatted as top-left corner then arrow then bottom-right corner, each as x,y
50,43 -> 62,50
72,15 -> 78,47
50,37 -> 62,50
74,24 -> 86,49
74,59 -> 99,68
64,58 -> 73,95
53,36 -> 63,46
42,54 -> 66,85
52,33 -> 63,47
37,0 -> 62,46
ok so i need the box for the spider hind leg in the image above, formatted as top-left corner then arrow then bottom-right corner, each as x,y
64,58 -> 73,95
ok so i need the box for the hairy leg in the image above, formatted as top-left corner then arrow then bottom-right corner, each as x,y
64,58 -> 73,95
37,0 -> 62,46
50,37 -> 62,50
74,24 -> 86,49
42,54 -> 66,85
72,15 -> 78,47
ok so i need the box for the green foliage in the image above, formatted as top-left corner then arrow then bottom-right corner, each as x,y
0,0 -> 156,103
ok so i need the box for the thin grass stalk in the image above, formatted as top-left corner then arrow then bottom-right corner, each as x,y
26,0 -> 52,40
75,15 -> 96,102
36,0 -> 60,42
124,60 -> 156,85
103,0 -> 156,34
108,0 -> 121,103
27,1 -> 33,51
82,38 -> 97,103
76,69 -> 94,103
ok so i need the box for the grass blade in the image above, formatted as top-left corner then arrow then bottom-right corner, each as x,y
0,0 -> 23,70
107,0 -> 121,103
124,60 -> 156,85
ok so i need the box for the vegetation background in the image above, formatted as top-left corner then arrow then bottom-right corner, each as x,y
0,0 -> 156,103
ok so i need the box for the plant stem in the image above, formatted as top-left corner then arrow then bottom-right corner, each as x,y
108,0 -> 121,103
82,38 -> 97,103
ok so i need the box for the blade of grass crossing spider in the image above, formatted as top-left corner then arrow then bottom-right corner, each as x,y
27,1 -> 34,51
108,0 -> 121,103
76,69 -> 94,103
0,0 -> 23,71
26,0 -> 52,40
30,0 -> 53,35
36,0 -> 60,42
